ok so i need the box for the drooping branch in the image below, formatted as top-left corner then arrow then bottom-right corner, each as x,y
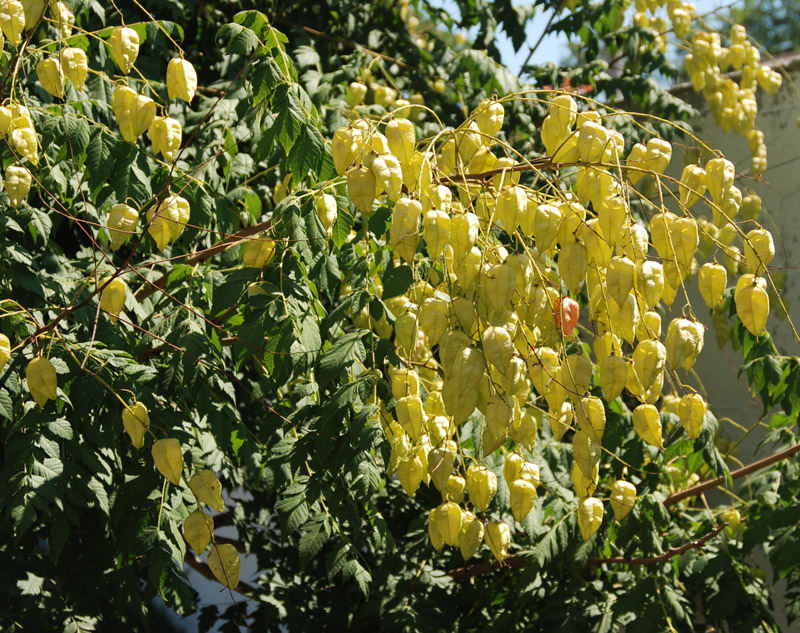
586,523 -> 727,567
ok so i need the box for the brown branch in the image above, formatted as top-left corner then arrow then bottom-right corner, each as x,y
448,553 -> 527,580
586,523 -> 727,567
133,219 -> 273,303
663,442 -> 800,508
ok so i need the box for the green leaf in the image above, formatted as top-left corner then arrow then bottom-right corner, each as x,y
381,265 -> 413,301
317,331 -> 366,387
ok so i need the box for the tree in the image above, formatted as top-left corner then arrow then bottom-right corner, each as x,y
728,0 -> 800,56
0,0 -> 797,631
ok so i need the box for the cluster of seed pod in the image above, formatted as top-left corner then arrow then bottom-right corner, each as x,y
332,79 -> 777,561
634,0 -> 780,177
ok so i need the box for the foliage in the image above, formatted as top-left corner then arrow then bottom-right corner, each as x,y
0,1 -> 797,632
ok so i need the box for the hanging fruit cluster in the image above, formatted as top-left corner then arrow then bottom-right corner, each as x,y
331,67 -> 776,561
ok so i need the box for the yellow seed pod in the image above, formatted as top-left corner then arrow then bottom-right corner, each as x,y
151,438 -> 183,485
390,366 -> 420,399
531,203 -> 561,251
736,282 -> 769,335
577,120 -> 611,163
649,210 -> 676,261
458,512 -> 484,560
502,452 -> 525,486
636,260 -> 664,310
491,156 -> 520,190
148,116 -> 182,161
0,0 -> 24,44
510,407 -> 539,451
112,85 -> 137,121
474,97 -> 504,136
347,81 -> 367,108
242,235 -> 276,268
670,217 -> 699,273
550,400 -> 573,440
705,157 -> 735,201
450,212 -> 479,262
743,229 -> 775,274
616,223 -> 649,261
98,276 -> 127,315
347,165 -> 377,214
482,325 -> 515,372
27,356 -> 57,407
528,346 -> 558,395
606,256 -> 636,306
679,164 -> 707,209
51,1 -> 74,37
110,26 -> 140,74
632,403 -> 663,448
184,509 -> 214,554
442,474 -> 466,503
632,339 -> 666,391
189,469 -> 225,512
22,0 -> 45,27
559,241 -> 588,294
509,479 -> 536,523
626,142 -> 647,184
550,94 -> 577,131
593,331 -> 620,361
390,197 -> 421,263
610,480 -> 636,521
36,58 -> 64,98
384,117 -> 415,167
466,464 -> 497,511
698,263 -> 727,309
562,354 -> 593,399
315,192 -> 337,233
208,544 -> 241,589
485,520 -> 511,562
665,318 -> 704,372
572,462 -> 599,497
600,354 -> 627,402
146,200 -> 179,251
4,164 -> 31,208
122,401 -> 149,449
166,57 -> 197,103
371,153 -> 403,201
582,218 -> 612,267
679,393 -> 706,439
578,496 -> 604,541
331,127 -> 358,176
454,121 -> 483,163
576,396 -> 606,442
418,297 -> 449,346
428,508 -> 445,550
397,453 -> 425,497
131,95 -> 156,141
396,395 -> 425,441
484,263 -> 516,313
740,193 -> 761,221
434,501 -> 463,547
60,47 -> 88,90
495,185 -> 526,235
636,310 -> 662,341
0,333 -> 10,373
11,126 -> 38,164
544,366 -> 568,414
428,440 -> 457,491
573,429 -> 601,479
422,209 -> 450,260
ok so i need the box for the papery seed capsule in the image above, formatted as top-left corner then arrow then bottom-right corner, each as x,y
679,393 -> 706,439
4,164 -> 31,207
610,480 -> 636,521
665,317 -> 704,372
36,57 -> 64,98
698,262 -> 727,309
99,276 -> 127,315
0,0 -> 24,44
60,47 -> 88,90
166,58 -> 197,103
458,512 -> 484,560
632,403 -> 662,448
110,26 -> 140,75
26,356 -> 57,408
485,521 -> 511,562
578,496 -> 604,541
